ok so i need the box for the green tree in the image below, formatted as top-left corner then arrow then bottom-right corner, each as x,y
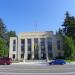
0,38 -> 8,57
0,18 -> 16,57
6,31 -> 16,47
62,11 -> 75,41
58,11 -> 75,59
63,36 -> 75,59
0,18 -> 7,39
0,18 -> 8,57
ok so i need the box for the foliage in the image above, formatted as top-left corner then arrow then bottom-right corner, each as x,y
63,36 -> 75,59
0,18 -> 16,57
0,38 -> 8,57
6,31 -> 16,47
65,59 -> 75,62
57,11 -> 75,59
0,18 -> 7,39
62,11 -> 75,41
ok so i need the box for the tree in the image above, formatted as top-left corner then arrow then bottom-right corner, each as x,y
62,11 -> 75,41
58,11 -> 75,59
0,18 -> 8,57
0,38 -> 8,57
63,36 -> 75,59
0,18 -> 7,39
6,31 -> 16,47
56,28 -> 63,36
0,18 -> 16,57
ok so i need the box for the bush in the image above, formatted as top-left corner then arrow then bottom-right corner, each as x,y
55,56 -> 65,59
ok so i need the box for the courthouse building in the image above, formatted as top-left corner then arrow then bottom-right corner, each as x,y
9,31 -> 64,62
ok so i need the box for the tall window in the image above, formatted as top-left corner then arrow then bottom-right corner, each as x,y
27,39 -> 32,60
21,39 -> 25,58
57,40 -> 61,50
21,39 -> 25,52
40,38 -> 46,59
47,38 -> 53,59
13,40 -> 16,51
34,38 -> 38,59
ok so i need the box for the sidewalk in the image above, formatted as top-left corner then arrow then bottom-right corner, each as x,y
12,61 -> 48,65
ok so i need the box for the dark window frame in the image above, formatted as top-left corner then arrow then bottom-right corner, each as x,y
13,40 -> 16,51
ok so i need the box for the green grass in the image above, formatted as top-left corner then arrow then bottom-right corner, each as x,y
65,59 -> 75,62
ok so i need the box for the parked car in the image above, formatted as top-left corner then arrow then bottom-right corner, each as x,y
0,57 -> 12,65
49,59 -> 66,65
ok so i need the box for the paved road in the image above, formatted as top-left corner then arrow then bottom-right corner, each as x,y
0,64 -> 75,75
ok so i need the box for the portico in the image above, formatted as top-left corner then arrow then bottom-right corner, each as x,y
9,31 -> 63,62
18,35 -> 52,61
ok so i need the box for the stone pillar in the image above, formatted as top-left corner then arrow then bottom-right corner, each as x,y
17,38 -> 21,61
45,38 -> 48,61
24,38 -> 28,61
38,38 -> 41,59
15,38 -> 18,61
32,38 -> 34,59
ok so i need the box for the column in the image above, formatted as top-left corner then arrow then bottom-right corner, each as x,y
24,38 -> 28,61
16,38 -> 18,61
45,38 -> 48,61
38,38 -> 41,59
32,38 -> 34,59
17,38 -> 21,61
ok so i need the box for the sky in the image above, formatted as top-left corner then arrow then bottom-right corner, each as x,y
0,0 -> 75,34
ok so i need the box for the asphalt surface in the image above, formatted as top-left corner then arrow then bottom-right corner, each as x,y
0,64 -> 75,75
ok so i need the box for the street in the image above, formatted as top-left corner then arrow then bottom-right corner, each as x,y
0,64 -> 75,75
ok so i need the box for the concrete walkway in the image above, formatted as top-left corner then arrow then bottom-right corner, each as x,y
12,61 -> 48,65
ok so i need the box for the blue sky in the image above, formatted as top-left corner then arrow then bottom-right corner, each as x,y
0,0 -> 75,34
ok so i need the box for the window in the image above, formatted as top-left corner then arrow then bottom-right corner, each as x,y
58,52 -> 61,56
34,38 -> 38,59
13,40 -> 16,44
27,39 -> 32,60
13,54 -> 15,59
57,40 -> 61,50
13,46 -> 16,51
13,40 -> 16,51
47,38 -> 53,59
47,38 -> 52,51
40,38 -> 46,59
27,39 -> 32,52
21,39 -> 25,52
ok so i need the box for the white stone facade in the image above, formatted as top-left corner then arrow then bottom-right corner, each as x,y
9,31 -> 64,62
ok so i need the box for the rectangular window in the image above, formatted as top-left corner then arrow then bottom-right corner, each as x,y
13,40 -> 16,51
47,38 -> 53,59
27,39 -> 32,60
13,40 -> 16,45
57,40 -> 61,50
58,52 -> 61,56
13,54 -> 15,59
47,38 -> 52,51
34,38 -> 38,59
21,39 -> 25,52
27,39 -> 32,52
40,38 -> 46,59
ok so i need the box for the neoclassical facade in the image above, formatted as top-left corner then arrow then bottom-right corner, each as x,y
9,31 -> 64,62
